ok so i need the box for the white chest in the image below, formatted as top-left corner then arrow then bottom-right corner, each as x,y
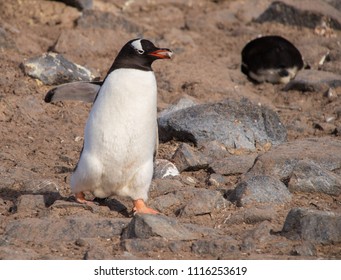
84,69 -> 157,159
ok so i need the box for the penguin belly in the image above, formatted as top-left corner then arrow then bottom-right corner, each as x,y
70,69 -> 157,201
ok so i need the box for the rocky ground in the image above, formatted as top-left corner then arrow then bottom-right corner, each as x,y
0,0 -> 341,260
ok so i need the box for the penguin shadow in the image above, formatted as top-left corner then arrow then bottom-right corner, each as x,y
0,187 -> 63,213
66,195 -> 131,217
0,187 -> 131,217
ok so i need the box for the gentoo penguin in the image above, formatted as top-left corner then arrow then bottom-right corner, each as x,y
241,35 -> 303,84
56,39 -> 172,214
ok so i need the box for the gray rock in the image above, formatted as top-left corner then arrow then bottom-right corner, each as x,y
288,160 -> 341,196
121,214 -> 200,240
121,237 -> 169,253
248,137 -> 341,180
153,159 -> 179,179
241,221 -> 274,251
4,217 -> 129,242
151,188 -> 227,216
171,143 -> 208,172
291,242 -> 317,256
209,154 -> 257,176
281,208 -> 341,244
158,97 -> 197,138
150,178 -> 183,197
254,0 -> 341,30
208,173 -> 228,187
84,239 -> 113,260
21,52 -> 95,85
55,0 -> 93,10
199,140 -> 229,160
230,175 -> 292,207
284,70 -> 341,92
77,9 -> 142,33
224,207 -> 275,225
158,98 -> 287,150
178,189 -> 227,217
191,237 -> 240,257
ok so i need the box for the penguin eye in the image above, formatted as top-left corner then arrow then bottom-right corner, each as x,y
136,49 -> 144,55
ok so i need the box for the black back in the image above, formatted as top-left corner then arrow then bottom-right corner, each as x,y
241,35 -> 303,74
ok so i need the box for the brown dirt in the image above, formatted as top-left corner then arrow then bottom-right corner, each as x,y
0,0 -> 340,259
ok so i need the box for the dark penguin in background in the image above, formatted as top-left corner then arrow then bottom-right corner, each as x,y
46,39 -> 172,214
241,35 -> 303,84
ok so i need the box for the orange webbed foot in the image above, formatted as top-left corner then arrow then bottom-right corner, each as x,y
74,192 -> 97,206
133,199 -> 159,215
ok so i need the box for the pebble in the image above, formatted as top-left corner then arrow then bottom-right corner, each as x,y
171,143 -> 208,172
229,175 -> 292,207
153,159 -> 180,179
209,154 -> 257,176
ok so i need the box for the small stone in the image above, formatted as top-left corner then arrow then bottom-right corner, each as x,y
208,173 -> 227,187
288,160 -> 341,196
121,214 -> 200,240
150,178 -> 183,197
179,189 -> 227,217
230,175 -> 292,207
281,208 -> 341,244
151,188 -> 228,216
209,154 -> 257,176
199,140 -> 229,161
171,143 -> 208,172
291,242 -> 317,256
153,159 -> 179,179
21,52 -> 96,85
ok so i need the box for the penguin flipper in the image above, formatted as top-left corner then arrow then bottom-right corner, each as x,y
44,81 -> 102,103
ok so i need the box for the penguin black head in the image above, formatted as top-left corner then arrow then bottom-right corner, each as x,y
109,38 -> 173,73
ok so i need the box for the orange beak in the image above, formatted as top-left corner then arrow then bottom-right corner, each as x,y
148,49 -> 173,59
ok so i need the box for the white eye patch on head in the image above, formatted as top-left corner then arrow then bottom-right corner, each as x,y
131,39 -> 144,54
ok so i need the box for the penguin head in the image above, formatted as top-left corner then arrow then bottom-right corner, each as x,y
112,38 -> 173,71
